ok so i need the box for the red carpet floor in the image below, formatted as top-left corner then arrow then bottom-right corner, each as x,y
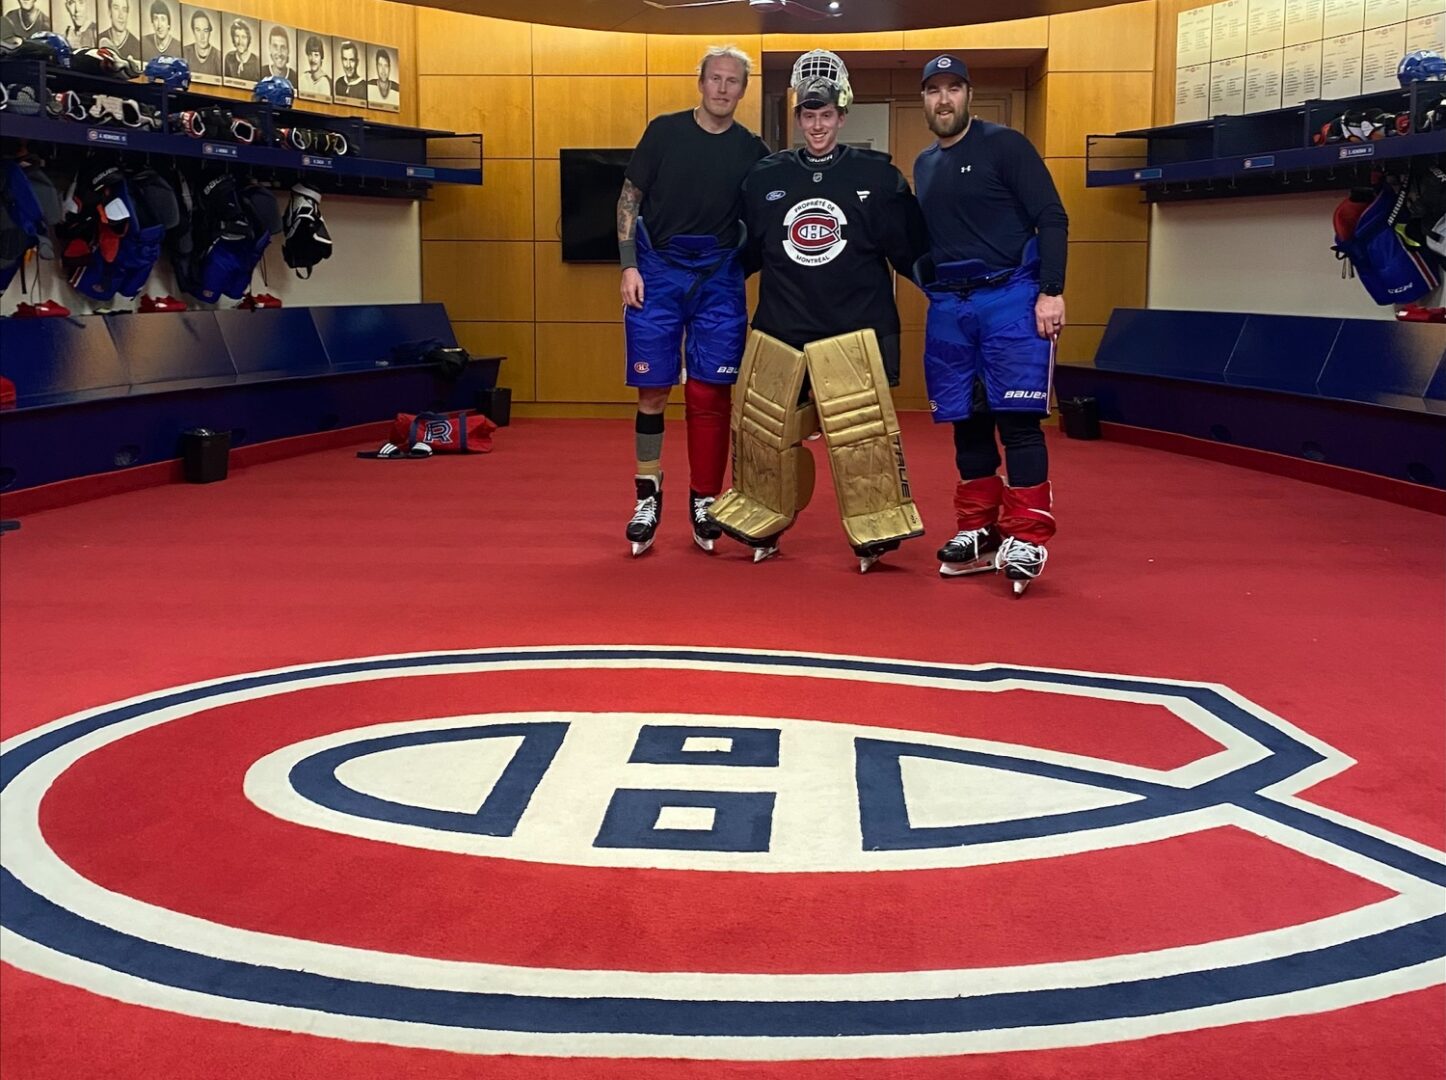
1,415 -> 1442,1079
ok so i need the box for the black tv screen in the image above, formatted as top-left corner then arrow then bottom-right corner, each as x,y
560,148 -> 632,263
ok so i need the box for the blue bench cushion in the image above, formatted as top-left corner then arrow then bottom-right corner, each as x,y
1318,321 -> 1446,411
0,317 -> 130,407
312,303 -> 458,371
1224,316 -> 1339,394
107,312 -> 236,392
1095,309 -> 1245,383
215,309 -> 332,381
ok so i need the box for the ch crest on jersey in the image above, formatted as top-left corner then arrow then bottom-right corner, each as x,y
782,197 -> 849,266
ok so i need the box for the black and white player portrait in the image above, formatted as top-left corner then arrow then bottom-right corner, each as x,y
1,0 -> 51,47
260,20 -> 295,84
296,30 -> 330,102
180,4 -> 220,83
96,0 -> 138,61
221,12 -> 258,87
331,36 -> 365,102
55,0 -> 95,48
366,41 -> 400,112
140,0 -> 179,58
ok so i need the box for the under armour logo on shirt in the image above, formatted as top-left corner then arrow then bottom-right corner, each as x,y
960,165 -> 972,173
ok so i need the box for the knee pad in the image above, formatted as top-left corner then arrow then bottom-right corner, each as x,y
805,329 -> 925,552
707,331 -> 817,543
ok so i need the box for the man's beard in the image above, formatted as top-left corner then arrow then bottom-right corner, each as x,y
925,107 -> 967,138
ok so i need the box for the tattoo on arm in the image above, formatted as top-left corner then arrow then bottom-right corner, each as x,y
617,179 -> 643,244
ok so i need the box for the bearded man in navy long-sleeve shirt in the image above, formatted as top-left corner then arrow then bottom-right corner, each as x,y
912,54 -> 1069,596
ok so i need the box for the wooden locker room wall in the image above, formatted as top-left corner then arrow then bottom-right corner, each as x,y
415,3 -> 1158,414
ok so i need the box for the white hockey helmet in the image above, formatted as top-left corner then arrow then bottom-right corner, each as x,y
790,48 -> 853,110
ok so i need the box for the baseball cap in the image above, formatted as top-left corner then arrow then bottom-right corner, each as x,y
921,54 -> 970,86
795,75 -> 841,109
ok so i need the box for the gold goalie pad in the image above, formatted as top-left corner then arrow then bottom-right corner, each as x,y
707,330 -> 817,543
804,329 -> 924,551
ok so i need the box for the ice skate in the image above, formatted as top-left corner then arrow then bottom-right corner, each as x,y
996,535 -> 1047,596
626,476 -> 662,557
938,526 -> 1001,578
748,533 -> 782,563
854,538 -> 901,574
690,491 -> 722,553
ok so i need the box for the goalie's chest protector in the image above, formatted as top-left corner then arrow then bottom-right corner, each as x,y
750,148 -> 900,346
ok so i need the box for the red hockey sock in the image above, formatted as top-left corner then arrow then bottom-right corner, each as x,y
954,475 -> 1004,531
685,379 -> 731,497
999,481 -> 1056,544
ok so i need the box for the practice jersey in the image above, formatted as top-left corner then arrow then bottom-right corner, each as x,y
742,146 -> 928,350
626,111 -> 768,247
914,120 -> 1068,293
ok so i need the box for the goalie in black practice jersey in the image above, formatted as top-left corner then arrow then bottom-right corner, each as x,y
707,50 -> 932,573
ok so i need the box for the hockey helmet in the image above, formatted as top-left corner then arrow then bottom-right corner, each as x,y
144,56 -> 191,91
26,31 -> 73,66
1398,50 -> 1446,86
790,48 -> 853,110
253,74 -> 294,108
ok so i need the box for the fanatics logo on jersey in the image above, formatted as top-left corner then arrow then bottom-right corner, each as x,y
766,189 -> 787,201
782,197 -> 849,267
857,190 -> 871,201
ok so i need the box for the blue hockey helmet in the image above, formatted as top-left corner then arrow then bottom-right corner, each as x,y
144,55 -> 191,91
253,75 -> 295,108
1398,50 -> 1446,86
25,31 -> 73,66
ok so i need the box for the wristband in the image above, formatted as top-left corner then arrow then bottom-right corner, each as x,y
619,237 -> 638,271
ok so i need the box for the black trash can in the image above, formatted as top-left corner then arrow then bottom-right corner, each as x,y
179,428 -> 231,483
1057,397 -> 1101,441
476,387 -> 512,428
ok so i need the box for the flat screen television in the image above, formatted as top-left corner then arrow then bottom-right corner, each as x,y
560,148 -> 632,263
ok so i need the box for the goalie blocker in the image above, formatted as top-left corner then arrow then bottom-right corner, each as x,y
707,328 -> 924,571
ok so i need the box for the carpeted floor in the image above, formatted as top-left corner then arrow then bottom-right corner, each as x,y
1,415 -> 1442,1078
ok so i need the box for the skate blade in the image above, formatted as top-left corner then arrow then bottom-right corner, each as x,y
939,558 -> 996,578
752,545 -> 779,563
1012,578 -> 1030,596
693,533 -> 716,554
859,555 -> 881,574
631,538 -> 655,557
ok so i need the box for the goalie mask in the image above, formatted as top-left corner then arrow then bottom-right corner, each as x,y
791,48 -> 853,110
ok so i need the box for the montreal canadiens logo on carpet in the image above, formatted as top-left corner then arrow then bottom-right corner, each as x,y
1,646 -> 1442,1060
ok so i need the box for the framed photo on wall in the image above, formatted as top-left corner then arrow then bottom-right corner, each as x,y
366,41 -> 400,112
296,29 -> 331,102
180,3 -> 221,83
140,0 -> 180,59
221,11 -> 259,87
1,0 -> 52,46
260,19 -> 296,85
332,35 -> 367,103
54,0 -> 94,48
96,0 -> 140,63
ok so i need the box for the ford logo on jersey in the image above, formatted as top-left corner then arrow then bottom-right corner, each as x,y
766,189 -> 787,201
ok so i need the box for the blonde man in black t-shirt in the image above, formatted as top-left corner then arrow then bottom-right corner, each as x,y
616,44 -> 768,557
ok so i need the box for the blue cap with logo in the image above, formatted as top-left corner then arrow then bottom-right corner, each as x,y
921,54 -> 970,86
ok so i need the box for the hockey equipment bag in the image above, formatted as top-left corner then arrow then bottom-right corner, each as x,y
1332,184 -> 1440,304
392,411 -> 496,454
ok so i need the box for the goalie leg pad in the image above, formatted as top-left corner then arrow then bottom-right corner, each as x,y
805,329 -> 925,552
707,331 -> 817,544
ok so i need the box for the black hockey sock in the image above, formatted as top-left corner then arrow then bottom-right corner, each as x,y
998,412 -> 1048,488
635,410 -> 665,480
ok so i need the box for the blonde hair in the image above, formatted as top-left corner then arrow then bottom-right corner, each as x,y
698,44 -> 754,83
